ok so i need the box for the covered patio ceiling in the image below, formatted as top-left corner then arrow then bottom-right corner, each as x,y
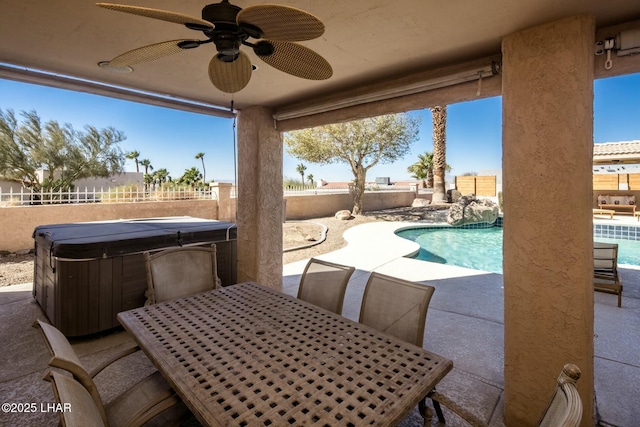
1,1 -> 640,122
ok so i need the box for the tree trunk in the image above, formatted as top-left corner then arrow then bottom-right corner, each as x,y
352,167 -> 366,215
431,106 -> 447,203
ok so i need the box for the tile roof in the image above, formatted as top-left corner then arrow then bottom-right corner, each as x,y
594,141 -> 640,156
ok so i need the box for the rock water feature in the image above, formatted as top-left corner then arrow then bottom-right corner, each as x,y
447,194 -> 499,226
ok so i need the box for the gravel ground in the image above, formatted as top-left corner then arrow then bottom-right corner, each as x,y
0,253 -> 35,287
0,207 -> 449,287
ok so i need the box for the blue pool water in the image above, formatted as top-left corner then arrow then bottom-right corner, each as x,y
396,227 -> 640,274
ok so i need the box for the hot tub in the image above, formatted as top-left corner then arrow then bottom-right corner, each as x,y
33,217 -> 237,336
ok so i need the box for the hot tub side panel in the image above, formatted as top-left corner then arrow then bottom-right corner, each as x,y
34,240 -> 237,337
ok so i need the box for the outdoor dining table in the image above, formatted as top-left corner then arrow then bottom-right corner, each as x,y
117,281 -> 453,426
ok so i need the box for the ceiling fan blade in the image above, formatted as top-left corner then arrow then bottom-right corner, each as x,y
96,3 -> 213,30
256,41 -> 332,80
208,51 -> 252,93
108,39 -> 198,67
237,5 -> 324,42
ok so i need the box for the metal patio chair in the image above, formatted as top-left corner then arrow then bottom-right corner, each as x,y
35,320 -> 187,427
144,244 -> 220,305
538,364 -> 583,427
359,272 -> 488,427
297,258 -> 355,314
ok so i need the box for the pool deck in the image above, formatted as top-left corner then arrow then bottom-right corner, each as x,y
1,215 -> 639,426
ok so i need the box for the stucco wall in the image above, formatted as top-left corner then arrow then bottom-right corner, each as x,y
502,15 -> 595,426
236,106 -> 283,289
285,190 -> 419,220
0,200 -> 219,252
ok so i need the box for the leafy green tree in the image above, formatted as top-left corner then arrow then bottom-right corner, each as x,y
307,173 -> 314,187
195,152 -> 206,182
295,163 -> 306,185
283,176 -> 301,189
285,113 -> 419,214
126,150 -> 140,172
0,108 -> 125,191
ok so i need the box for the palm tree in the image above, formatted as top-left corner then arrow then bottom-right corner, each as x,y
296,163 -> 307,186
307,174 -> 314,187
407,152 -> 434,188
153,168 -> 170,185
195,152 -> 206,183
126,150 -> 140,173
431,106 -> 447,203
178,167 -> 203,189
143,173 -> 154,189
139,159 -> 153,175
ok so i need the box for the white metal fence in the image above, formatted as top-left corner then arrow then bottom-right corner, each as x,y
0,186 -> 215,205
282,185 -> 417,196
1,184 -> 421,205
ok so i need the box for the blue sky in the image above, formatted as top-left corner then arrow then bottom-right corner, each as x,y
1,73 -> 639,183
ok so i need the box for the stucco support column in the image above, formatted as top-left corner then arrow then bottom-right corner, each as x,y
210,182 -> 233,222
236,106 -> 283,289
502,15 -> 594,426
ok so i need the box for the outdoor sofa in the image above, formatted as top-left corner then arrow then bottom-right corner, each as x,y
597,195 -> 636,215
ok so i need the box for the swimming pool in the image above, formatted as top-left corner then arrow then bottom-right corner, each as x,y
396,227 -> 640,274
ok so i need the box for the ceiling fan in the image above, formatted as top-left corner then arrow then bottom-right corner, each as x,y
96,1 -> 333,93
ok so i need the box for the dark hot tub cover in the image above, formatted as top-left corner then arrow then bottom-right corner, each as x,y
33,216 -> 237,260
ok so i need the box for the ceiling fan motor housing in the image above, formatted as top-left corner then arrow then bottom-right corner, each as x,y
202,2 -> 256,60
202,1 -> 240,25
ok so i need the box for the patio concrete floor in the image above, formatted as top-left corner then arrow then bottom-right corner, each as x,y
1,215 -> 639,426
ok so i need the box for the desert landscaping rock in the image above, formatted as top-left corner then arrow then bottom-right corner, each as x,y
411,198 -> 430,207
335,210 -> 352,220
447,194 -> 499,226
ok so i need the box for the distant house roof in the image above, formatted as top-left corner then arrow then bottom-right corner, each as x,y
593,141 -> 640,164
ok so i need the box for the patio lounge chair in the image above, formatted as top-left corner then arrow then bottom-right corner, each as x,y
297,258 -> 355,314
359,272 -> 487,427
537,364 -> 583,427
594,242 -> 623,307
144,244 -> 220,305
35,320 -> 188,426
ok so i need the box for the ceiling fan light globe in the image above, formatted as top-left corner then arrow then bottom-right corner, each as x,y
209,50 -> 252,93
